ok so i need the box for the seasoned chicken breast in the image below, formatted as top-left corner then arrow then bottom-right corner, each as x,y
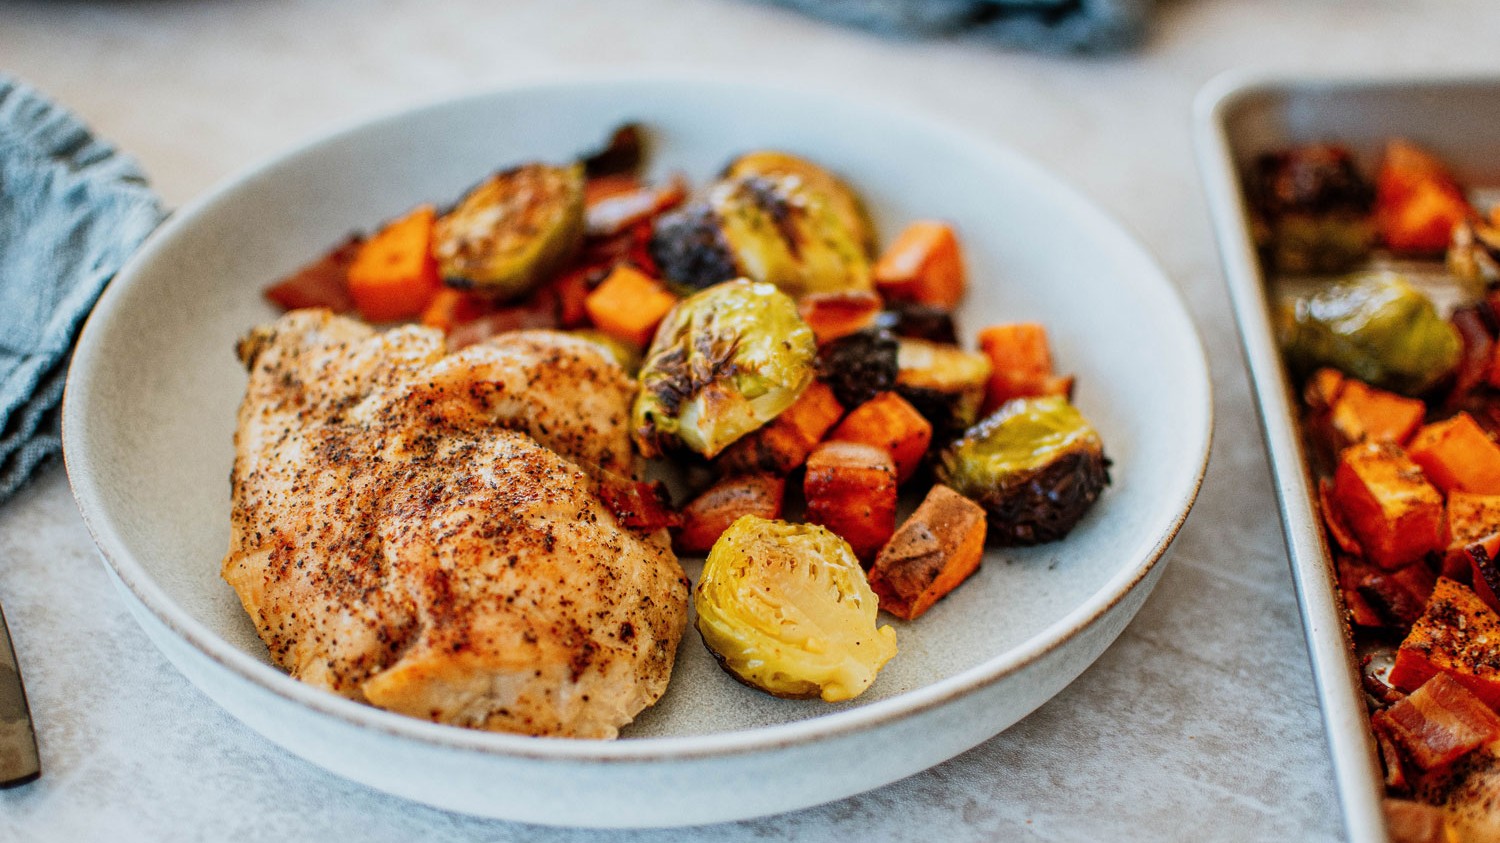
222,310 -> 687,738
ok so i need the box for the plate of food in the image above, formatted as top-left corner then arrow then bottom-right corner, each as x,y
1197,72 -> 1500,842
63,76 -> 1210,827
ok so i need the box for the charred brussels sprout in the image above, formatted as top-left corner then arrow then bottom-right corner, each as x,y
723,151 -> 876,257
695,515 -> 897,701
1248,144 -> 1375,274
433,162 -> 585,300
1449,216 -> 1500,299
633,279 -> 817,459
650,173 -> 871,298
1280,270 -> 1461,395
894,338 -> 992,440
817,328 -> 899,408
937,396 -> 1109,546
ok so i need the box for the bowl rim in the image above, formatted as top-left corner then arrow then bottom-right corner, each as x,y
62,72 -> 1214,764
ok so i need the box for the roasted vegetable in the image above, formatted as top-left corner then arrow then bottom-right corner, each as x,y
868,484 -> 988,620
582,123 -> 645,178
817,328 -> 898,408
936,396 -> 1108,545
1390,577 -> 1500,711
632,279 -> 817,458
874,300 -> 959,345
803,441 -> 898,562
583,265 -> 680,348
1407,412 -> 1500,495
650,173 -> 871,298
715,381 -> 844,476
674,474 -> 785,555
827,391 -> 932,484
798,290 -> 883,344
1280,270 -> 1461,396
433,162 -> 586,300
977,322 -> 1074,414
1327,378 -> 1425,447
1246,143 -> 1375,274
347,205 -> 444,322
1376,139 -> 1473,255
694,515 -> 897,702
1332,441 -> 1443,569
724,150 -> 876,256
895,338 -> 992,439
873,221 -> 966,308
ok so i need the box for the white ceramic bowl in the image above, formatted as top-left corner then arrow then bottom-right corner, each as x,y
63,77 -> 1211,828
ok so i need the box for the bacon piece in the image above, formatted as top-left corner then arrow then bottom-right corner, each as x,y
585,175 -> 688,238
596,477 -> 682,533
264,236 -> 361,313
1374,673 -> 1500,770
1358,562 -> 1436,628
1372,719 -> 1411,793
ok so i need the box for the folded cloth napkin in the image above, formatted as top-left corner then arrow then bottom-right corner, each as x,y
754,0 -> 1153,53
0,76 -> 165,503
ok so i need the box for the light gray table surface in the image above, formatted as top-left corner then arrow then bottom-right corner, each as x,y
3,1 -> 1500,840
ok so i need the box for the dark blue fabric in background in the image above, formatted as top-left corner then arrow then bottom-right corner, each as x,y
753,0 -> 1152,52
0,76 -> 165,503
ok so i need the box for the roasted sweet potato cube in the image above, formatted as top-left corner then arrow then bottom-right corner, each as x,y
872,221 -> 966,308
827,391 -> 932,484
803,441 -> 897,562
1390,577 -> 1500,710
977,323 -> 1073,415
798,290 -> 883,344
867,485 -> 986,620
1303,367 -> 1347,412
1409,412 -> 1500,495
1329,379 -> 1425,446
1332,442 -> 1443,569
1375,673 -> 1500,770
716,382 -> 844,475
1444,492 -> 1500,574
583,264 -> 679,349
1376,139 -> 1474,255
673,474 -> 785,555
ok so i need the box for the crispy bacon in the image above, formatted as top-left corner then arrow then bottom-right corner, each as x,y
264,236 -> 361,313
1375,673 -> 1500,770
596,477 -> 682,533
585,175 -> 688,238
1446,307 -> 1494,411
1372,719 -> 1412,793
1359,563 -> 1437,628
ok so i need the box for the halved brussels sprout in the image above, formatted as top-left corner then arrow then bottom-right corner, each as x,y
894,338 -> 992,439
936,395 -> 1109,546
724,151 -> 876,256
695,515 -> 897,702
433,162 -> 585,300
650,174 -> 871,298
1247,144 -> 1375,274
817,328 -> 899,408
1280,270 -> 1461,395
633,279 -> 817,458
1449,217 -> 1500,300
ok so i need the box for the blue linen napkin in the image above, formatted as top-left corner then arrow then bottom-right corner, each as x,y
0,75 -> 165,502
754,0 -> 1152,52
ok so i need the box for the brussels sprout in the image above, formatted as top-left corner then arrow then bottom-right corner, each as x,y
874,300 -> 959,345
894,338 -> 992,439
650,174 -> 871,298
817,328 -> 899,408
1280,270 -> 1461,395
582,123 -> 645,177
1247,144 -> 1375,274
937,396 -> 1110,546
433,162 -> 585,300
633,279 -> 817,458
723,151 -> 876,256
695,515 -> 897,701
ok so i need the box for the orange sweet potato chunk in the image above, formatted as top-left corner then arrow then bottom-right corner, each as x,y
1409,412 -> 1500,495
674,474 -> 785,555
803,441 -> 897,562
797,290 -> 883,344
583,265 -> 679,349
347,205 -> 443,323
826,391 -> 932,484
977,323 -> 1074,415
1376,139 -> 1474,255
872,221 -> 966,308
1328,379 -> 1425,447
716,382 -> 844,476
1390,577 -> 1500,711
1332,442 -> 1443,569
867,485 -> 987,620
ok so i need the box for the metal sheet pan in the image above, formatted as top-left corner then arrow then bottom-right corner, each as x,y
1194,72 -> 1500,843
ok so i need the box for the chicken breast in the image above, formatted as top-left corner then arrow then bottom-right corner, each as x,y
222,310 -> 687,738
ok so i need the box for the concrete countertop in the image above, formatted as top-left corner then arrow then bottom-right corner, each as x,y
2,1 -> 1498,839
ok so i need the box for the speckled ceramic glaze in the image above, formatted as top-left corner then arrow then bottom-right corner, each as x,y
62,77 -> 1211,828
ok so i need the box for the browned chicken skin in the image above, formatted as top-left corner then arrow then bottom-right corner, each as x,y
222,310 -> 687,738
